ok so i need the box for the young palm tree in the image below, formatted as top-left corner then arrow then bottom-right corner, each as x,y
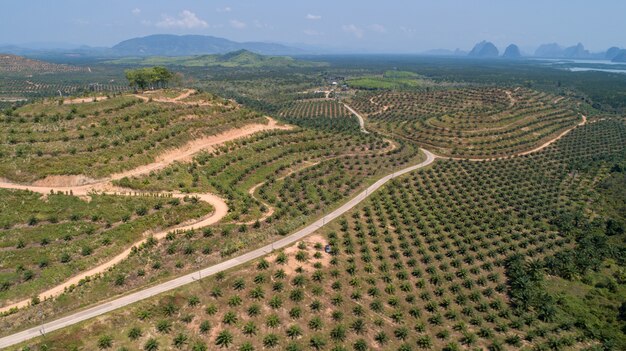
286,325 -> 303,339
172,333 -> 188,349
143,338 -> 159,351
215,330 -> 234,348
97,335 -> 112,349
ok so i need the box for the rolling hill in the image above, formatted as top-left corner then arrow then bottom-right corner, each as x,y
109,49 -> 326,68
0,53 -> 87,73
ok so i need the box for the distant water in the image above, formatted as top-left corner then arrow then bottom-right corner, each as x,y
534,58 -> 626,74
568,67 -> 626,74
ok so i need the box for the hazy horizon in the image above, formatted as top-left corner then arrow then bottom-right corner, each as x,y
1,0 -> 625,53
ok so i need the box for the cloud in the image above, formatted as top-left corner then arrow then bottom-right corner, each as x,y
229,19 -> 247,29
306,14 -> 322,20
217,7 -> 232,13
342,24 -> 364,38
131,8 -> 141,15
156,10 -> 208,29
369,24 -> 386,33
73,19 -> 89,25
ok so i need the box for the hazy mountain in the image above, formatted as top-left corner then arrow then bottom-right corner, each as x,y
606,47 -> 622,60
612,50 -> 626,63
563,43 -> 590,58
535,43 -> 564,58
111,34 -> 303,56
468,41 -> 499,58
502,44 -> 522,58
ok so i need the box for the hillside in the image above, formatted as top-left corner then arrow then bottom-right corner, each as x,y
109,50 -> 326,68
0,53 -> 87,73
112,34 -> 302,56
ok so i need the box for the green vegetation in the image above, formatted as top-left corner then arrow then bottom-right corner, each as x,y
15,118 -> 626,350
111,50 -> 327,69
124,66 -> 173,90
350,87 -> 585,157
2,53 -> 626,350
279,100 -> 361,132
0,189 -> 212,304
0,90 -> 252,182
347,70 -> 428,90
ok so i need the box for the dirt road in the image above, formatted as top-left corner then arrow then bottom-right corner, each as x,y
0,117 -> 290,313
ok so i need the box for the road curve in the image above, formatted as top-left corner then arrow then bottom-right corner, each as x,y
0,149 -> 436,349
343,103 -> 369,134
0,118 -> 290,314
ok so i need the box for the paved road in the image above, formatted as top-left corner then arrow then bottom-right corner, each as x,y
0,149 -> 436,349
343,103 -> 370,134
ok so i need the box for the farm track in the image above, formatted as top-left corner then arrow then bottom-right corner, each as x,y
0,99 -> 591,348
343,102 -> 369,133
0,91 -> 291,313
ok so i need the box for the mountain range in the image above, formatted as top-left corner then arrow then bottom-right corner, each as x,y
464,40 -> 625,62
0,34 -> 304,58
111,35 -> 303,56
1,34 -> 625,62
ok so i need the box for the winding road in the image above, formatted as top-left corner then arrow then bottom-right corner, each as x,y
343,103 -> 369,134
0,116 -> 290,314
0,150 -> 436,349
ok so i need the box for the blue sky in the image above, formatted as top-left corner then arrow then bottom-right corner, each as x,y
1,0 -> 625,52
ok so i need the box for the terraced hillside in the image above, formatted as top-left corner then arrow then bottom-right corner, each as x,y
0,89 -> 291,312
13,118 -> 625,350
0,54 -> 87,74
0,90 -> 250,183
350,87 -> 585,158
0,90 -> 426,334
0,54 -> 129,110
279,100 -> 359,132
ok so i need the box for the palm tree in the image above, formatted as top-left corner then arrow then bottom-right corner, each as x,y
286,324 -> 302,339
172,333 -> 188,349
350,319 -> 366,334
353,339 -> 368,351
191,342 -> 207,351
223,311 -> 238,325
143,338 -> 159,351
263,334 -> 280,348
330,324 -> 346,341
156,320 -> 171,334
215,330 -> 234,348
309,335 -> 327,350
127,327 -> 142,340
97,335 -> 112,349
375,331 -> 388,345
242,321 -> 258,336
199,320 -> 211,334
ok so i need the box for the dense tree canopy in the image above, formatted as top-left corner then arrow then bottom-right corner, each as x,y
125,66 -> 173,90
